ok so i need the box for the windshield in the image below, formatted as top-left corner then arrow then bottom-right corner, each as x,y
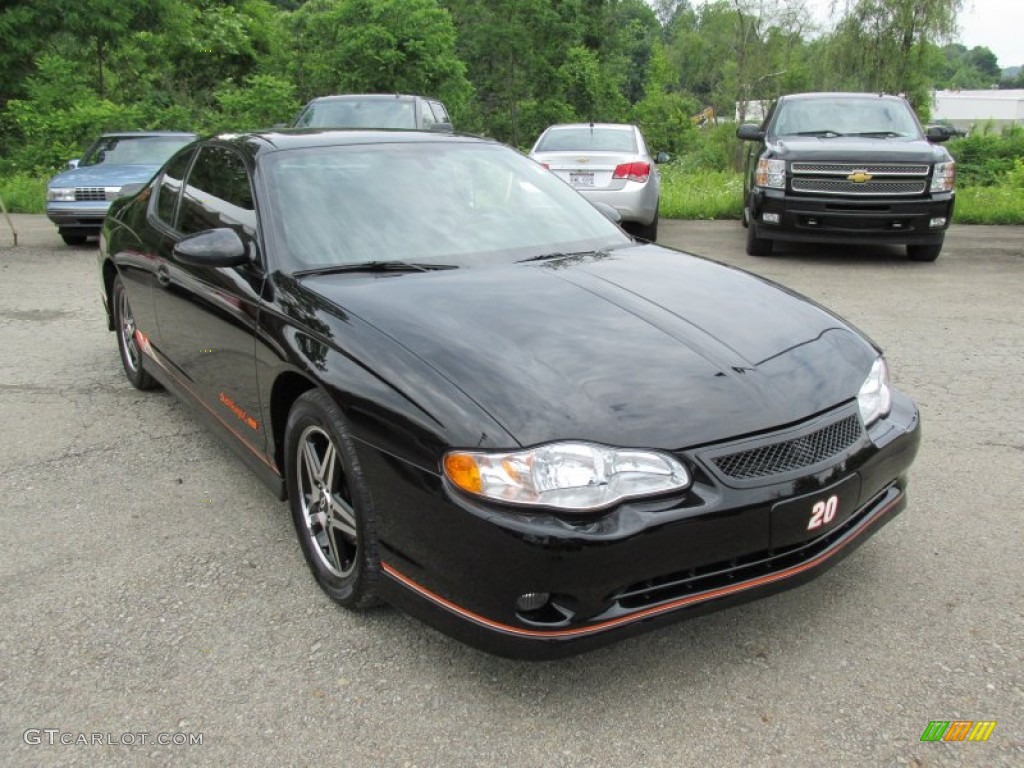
296,99 -> 417,129
81,136 -> 194,167
262,141 -> 629,272
534,127 -> 637,153
771,98 -> 922,138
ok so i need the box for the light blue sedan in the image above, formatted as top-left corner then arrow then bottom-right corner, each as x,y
46,131 -> 196,245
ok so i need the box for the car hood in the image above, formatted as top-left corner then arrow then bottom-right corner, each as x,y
300,245 -> 878,449
766,137 -> 949,164
48,165 -> 163,189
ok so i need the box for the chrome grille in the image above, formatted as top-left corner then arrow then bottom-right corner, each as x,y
75,187 -> 120,201
712,414 -> 863,480
791,163 -> 929,176
791,179 -> 927,196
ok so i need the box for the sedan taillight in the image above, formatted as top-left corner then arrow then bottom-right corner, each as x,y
613,161 -> 651,183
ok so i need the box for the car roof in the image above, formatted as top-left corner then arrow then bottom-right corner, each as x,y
208,128 -> 497,158
543,123 -> 637,131
96,131 -> 198,139
777,92 -> 906,103
305,94 -> 431,104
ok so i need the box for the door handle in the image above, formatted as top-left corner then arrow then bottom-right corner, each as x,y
157,265 -> 170,287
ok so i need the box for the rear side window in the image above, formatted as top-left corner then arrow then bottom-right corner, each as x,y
155,149 -> 196,227
178,146 -> 257,237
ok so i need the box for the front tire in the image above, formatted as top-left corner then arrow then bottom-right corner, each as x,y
112,276 -> 157,390
285,390 -> 381,609
60,230 -> 89,246
745,221 -> 773,256
907,240 -> 943,262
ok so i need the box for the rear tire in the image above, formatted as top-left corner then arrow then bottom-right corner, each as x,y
745,221 -> 773,256
907,241 -> 943,262
632,210 -> 659,242
285,390 -> 382,610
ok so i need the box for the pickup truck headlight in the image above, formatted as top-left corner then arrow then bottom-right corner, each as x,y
47,188 -> 76,202
444,441 -> 691,512
857,357 -> 892,427
930,161 -> 955,192
755,158 -> 786,189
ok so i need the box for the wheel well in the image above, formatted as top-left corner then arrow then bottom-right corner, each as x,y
101,260 -> 118,331
270,372 -> 317,484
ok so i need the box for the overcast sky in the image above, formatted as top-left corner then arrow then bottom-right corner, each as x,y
804,0 -> 1023,68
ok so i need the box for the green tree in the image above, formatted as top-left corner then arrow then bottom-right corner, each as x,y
288,0 -> 472,119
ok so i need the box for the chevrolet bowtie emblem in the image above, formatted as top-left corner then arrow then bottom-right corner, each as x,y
577,157 -> 590,164
847,170 -> 873,183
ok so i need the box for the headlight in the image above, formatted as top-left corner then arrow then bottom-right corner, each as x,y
857,357 -> 892,427
47,188 -> 75,202
931,161 -> 955,192
443,441 -> 691,512
755,158 -> 786,189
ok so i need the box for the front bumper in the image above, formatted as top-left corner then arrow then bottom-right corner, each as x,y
46,201 -> 111,229
366,393 -> 921,659
749,188 -> 954,245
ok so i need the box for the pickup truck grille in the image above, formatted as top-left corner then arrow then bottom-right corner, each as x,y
789,162 -> 931,197
791,163 -> 930,176
791,178 -> 928,196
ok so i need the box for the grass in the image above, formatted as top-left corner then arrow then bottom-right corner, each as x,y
658,166 -> 1024,225
953,186 -> 1024,224
659,167 -> 744,220
0,173 -> 47,215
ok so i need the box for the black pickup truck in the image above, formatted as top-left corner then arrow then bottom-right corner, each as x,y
736,93 -> 955,261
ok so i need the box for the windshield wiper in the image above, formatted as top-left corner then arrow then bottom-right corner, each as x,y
793,130 -> 846,138
516,249 -> 610,263
293,261 -> 458,277
848,131 -> 903,138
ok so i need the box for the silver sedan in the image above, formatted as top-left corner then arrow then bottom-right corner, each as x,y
529,123 -> 664,241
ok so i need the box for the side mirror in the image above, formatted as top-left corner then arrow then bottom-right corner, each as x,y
173,228 -> 249,268
271,122 -> 289,130
67,159 -> 80,170
925,125 -> 952,143
736,124 -> 765,141
591,201 -> 622,224
655,151 -> 671,164
429,121 -> 454,133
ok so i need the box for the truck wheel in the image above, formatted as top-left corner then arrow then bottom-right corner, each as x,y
745,222 -> 773,256
907,242 -> 943,262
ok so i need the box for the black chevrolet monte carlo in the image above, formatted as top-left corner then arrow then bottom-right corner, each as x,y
98,130 -> 920,659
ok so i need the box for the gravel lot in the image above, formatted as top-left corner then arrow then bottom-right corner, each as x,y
1,215 -> 1022,767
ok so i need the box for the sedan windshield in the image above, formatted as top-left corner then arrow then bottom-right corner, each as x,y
262,141 -> 629,271
771,98 -> 922,139
81,136 -> 194,167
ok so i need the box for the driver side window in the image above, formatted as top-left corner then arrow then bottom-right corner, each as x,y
178,146 -> 257,238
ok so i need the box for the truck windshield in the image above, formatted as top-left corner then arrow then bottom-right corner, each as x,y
772,98 -> 921,139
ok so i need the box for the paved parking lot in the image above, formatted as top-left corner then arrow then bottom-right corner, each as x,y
1,215 -> 1022,767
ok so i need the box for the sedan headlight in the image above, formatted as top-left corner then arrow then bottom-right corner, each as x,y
930,161 -> 955,192
47,187 -> 76,202
755,158 -> 786,189
444,441 -> 691,512
857,357 -> 892,427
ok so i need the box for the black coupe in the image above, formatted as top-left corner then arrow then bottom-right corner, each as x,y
98,130 -> 920,659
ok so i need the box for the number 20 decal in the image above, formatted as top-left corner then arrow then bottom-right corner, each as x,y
807,495 -> 839,531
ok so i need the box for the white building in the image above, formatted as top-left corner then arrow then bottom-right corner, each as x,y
931,90 -> 1024,133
